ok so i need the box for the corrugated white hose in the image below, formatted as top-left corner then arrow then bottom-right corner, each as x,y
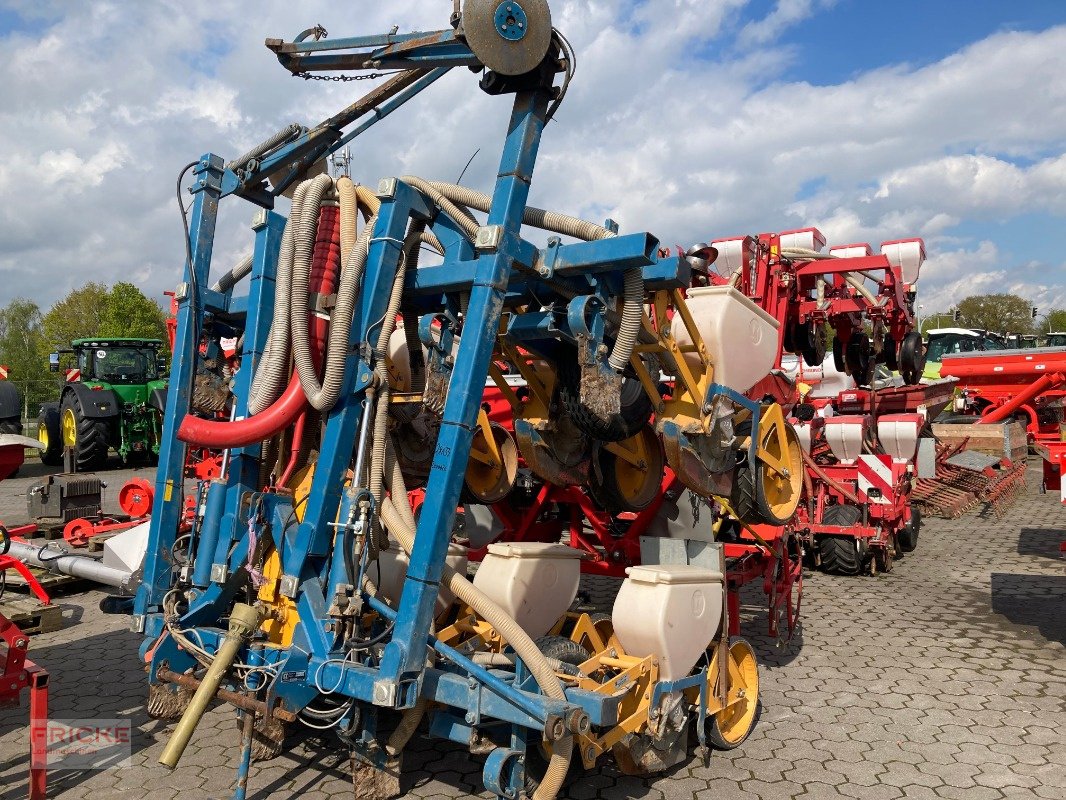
781,246 -> 879,306
247,178 -> 311,413
368,257 -> 407,496
289,173 -> 336,405
292,179 -> 376,411
378,444 -> 572,799
338,177 -> 359,264
211,254 -> 254,293
401,176 -> 480,240
426,181 -> 641,373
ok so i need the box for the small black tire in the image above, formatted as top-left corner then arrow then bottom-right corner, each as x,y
0,416 -> 19,435
899,331 -> 926,385
798,322 -> 826,368
831,336 -> 846,373
557,347 -> 653,443
60,392 -> 110,471
845,335 -> 873,386
37,406 -> 63,466
818,504 -> 864,575
818,535 -> 863,576
536,635 -> 591,670
898,504 -> 920,553
882,333 -> 899,371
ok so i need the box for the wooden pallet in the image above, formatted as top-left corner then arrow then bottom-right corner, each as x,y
0,596 -> 63,635
2,563 -> 85,593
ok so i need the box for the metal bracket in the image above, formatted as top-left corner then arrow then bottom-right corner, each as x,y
475,224 -> 504,253
537,236 -> 562,277
377,177 -> 398,199
209,563 -> 229,583
279,574 -> 299,598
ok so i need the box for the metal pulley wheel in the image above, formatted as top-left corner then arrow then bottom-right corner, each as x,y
462,0 -> 553,75
118,477 -> 155,518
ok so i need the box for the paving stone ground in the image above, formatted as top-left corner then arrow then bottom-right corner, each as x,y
1,464 -> 1064,799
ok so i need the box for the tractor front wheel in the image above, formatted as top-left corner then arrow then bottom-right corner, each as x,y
60,393 -> 110,471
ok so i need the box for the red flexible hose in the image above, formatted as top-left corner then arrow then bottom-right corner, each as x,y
177,205 -> 341,449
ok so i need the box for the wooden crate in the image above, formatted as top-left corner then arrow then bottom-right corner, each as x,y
932,420 -> 1027,463
0,596 -> 63,635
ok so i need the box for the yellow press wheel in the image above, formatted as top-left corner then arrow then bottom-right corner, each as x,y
729,406 -> 802,526
589,424 -> 665,513
464,419 -> 519,504
709,638 -> 759,750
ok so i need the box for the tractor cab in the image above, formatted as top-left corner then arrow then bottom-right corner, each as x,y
68,339 -> 164,385
923,328 -> 1005,379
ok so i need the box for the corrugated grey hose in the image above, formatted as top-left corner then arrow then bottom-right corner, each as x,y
211,254 -> 254,293
290,174 -> 371,411
426,181 -> 642,373
377,439 -> 572,799
247,178 -> 312,414
402,220 -> 430,394
225,123 -> 302,173
367,236 -> 407,527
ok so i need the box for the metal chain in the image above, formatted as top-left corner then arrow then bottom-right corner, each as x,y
293,71 -> 394,82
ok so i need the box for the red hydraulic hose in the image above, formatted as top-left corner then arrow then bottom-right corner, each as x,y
978,372 -> 1066,425
276,411 -> 307,487
178,205 -> 341,449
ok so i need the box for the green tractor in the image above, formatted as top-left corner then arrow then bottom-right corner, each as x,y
37,338 -> 168,470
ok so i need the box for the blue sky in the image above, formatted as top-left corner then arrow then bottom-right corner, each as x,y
761,0 -> 1065,83
0,0 -> 1064,317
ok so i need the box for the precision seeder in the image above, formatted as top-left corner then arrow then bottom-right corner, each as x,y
135,3 -> 799,797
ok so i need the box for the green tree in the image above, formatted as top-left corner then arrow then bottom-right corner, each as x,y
0,298 -> 54,418
1040,308 -> 1066,334
42,282 -> 168,352
955,293 -> 1035,336
920,311 -> 954,335
99,282 -> 169,344
42,282 -> 109,350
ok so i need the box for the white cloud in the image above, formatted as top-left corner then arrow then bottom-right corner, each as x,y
0,0 -> 1064,322
738,0 -> 838,46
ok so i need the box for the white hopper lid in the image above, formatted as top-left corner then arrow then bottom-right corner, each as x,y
779,227 -> 826,252
709,235 -> 754,274
828,243 -> 873,259
625,564 -> 724,585
484,542 -> 583,559
880,238 -> 926,285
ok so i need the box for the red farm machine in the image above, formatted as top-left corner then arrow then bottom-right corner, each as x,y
940,346 -> 1065,500
699,228 -> 956,575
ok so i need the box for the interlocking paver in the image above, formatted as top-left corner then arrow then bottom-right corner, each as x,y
0,464 -> 1064,799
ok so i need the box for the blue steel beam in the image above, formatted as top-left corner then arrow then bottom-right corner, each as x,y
281,181 -> 432,587
220,211 -> 285,550
135,154 -> 223,620
376,88 -> 550,700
